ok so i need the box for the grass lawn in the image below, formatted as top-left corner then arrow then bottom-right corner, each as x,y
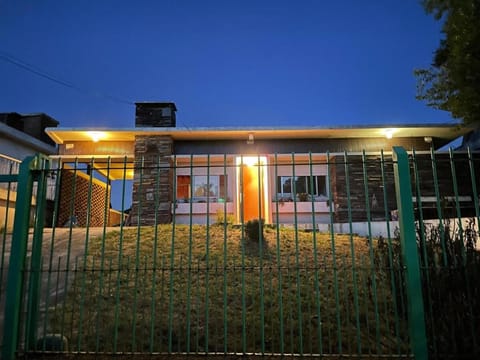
47,224 -> 409,356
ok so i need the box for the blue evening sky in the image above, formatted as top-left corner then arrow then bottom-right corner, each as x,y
0,0 -> 451,129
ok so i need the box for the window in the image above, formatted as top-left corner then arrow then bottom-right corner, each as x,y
276,175 -> 327,201
176,175 -> 227,202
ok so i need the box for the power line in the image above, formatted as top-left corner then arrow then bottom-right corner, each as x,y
0,50 -> 134,106
0,50 -> 196,129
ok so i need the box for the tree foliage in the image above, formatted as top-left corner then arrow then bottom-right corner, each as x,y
415,0 -> 480,124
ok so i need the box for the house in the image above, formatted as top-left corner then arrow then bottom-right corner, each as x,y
45,102 -> 475,228
0,112 -> 59,229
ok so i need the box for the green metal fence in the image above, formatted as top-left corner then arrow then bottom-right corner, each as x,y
1,147 -> 479,359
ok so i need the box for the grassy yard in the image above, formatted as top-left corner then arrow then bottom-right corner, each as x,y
47,224 -> 409,356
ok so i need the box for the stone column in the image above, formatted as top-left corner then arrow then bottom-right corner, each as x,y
129,135 -> 173,225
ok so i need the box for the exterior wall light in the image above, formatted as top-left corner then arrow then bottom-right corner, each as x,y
385,129 -> 394,139
87,131 -> 107,142
247,133 -> 254,145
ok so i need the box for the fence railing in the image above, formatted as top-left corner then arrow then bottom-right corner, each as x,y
1,148 -> 479,359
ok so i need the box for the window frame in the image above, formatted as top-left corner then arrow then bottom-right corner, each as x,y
275,175 -> 328,202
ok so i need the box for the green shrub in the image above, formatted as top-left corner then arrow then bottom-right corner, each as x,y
376,218 -> 480,357
245,218 -> 264,243
215,210 -> 235,225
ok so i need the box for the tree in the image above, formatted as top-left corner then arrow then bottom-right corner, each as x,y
415,0 -> 480,125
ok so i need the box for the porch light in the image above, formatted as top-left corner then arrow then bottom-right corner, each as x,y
384,129 -> 395,139
247,133 -> 254,145
87,131 -> 107,142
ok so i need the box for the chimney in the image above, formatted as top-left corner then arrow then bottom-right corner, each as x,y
135,102 -> 177,127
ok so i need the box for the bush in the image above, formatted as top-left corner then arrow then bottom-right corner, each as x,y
245,218 -> 264,243
376,218 -> 480,358
215,210 -> 235,225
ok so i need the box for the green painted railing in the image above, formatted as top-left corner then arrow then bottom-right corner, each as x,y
1,149 -> 479,359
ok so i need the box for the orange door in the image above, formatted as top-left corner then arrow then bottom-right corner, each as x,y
241,164 -> 264,222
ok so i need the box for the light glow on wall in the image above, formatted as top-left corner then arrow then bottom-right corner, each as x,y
86,131 -> 107,142
384,129 -> 395,139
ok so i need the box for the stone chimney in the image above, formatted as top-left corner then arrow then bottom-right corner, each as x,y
130,102 -> 177,226
135,102 -> 177,127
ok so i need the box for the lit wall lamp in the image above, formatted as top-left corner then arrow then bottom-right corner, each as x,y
247,133 -> 254,145
87,131 -> 107,142
424,136 -> 433,144
385,129 -> 394,139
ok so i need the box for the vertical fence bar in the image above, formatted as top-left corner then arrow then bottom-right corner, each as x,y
326,152 -> 341,354
392,146 -> 428,360
309,152 -> 323,355
95,157 -> 111,352
2,155 -> 37,360
148,154 -> 161,352
273,153 -> 285,355
25,156 -> 49,350
448,148 -> 466,263
168,154 -> 177,353
257,154 -> 265,354
344,152 -> 361,354
185,154 -> 194,353
203,154 -> 210,353
291,153 -> 304,355
112,156 -> 130,352
41,159 -> 62,351
380,150 -> 402,354
361,151 -> 381,353
77,158 -> 95,351
222,153 -> 228,354
239,156 -> 247,354
59,159 -> 79,343
430,148 -> 448,266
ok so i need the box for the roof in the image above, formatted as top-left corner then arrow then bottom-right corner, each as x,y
0,121 -> 58,156
45,123 -> 471,144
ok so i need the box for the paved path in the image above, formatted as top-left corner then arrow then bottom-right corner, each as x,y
0,227 -> 115,345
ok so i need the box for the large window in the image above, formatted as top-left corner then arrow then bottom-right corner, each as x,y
177,175 -> 228,202
276,175 -> 327,201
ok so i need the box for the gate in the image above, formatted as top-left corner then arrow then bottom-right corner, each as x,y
1,147 -> 479,359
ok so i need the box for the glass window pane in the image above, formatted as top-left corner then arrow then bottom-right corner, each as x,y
317,176 -> 327,196
295,176 -> 307,194
193,176 -> 219,198
282,176 -> 292,193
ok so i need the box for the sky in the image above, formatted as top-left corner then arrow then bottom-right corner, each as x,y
0,0 -> 453,129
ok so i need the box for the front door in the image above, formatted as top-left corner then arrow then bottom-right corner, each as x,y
236,156 -> 269,223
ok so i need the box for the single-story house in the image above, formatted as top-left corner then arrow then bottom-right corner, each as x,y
45,102 -> 476,227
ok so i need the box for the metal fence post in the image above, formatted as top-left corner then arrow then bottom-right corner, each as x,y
25,155 -> 49,350
2,155 -> 37,360
392,146 -> 428,360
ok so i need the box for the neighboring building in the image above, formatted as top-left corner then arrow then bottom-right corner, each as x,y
0,112 -> 58,160
0,112 -> 59,229
45,102 -> 475,227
